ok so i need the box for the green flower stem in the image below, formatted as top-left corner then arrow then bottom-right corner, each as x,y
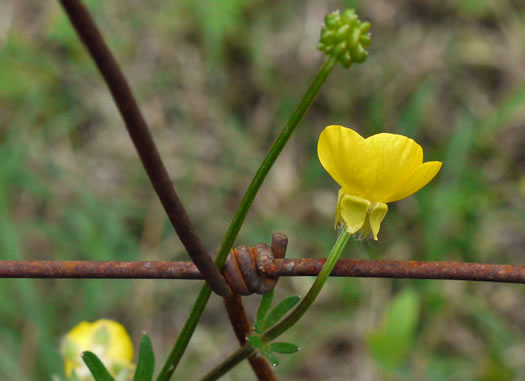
199,231 -> 351,381
262,231 -> 351,342
214,55 -> 337,271
199,344 -> 257,381
157,56 -> 337,381
157,286 -> 212,381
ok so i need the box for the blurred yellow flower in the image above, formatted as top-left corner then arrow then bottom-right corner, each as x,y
318,125 -> 442,240
61,319 -> 134,381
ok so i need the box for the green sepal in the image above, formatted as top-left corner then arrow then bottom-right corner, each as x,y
267,342 -> 300,354
258,295 -> 300,332
81,351 -> 115,381
132,334 -> 155,381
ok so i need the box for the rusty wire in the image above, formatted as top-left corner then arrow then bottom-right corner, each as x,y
32,2 -> 525,381
223,294 -> 276,381
58,0 -> 231,298
1,258 -> 524,284
56,1 -> 272,378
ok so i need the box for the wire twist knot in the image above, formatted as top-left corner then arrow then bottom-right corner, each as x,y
223,233 -> 288,295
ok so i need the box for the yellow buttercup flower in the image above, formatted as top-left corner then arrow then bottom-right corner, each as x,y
318,125 -> 442,240
61,319 -> 134,381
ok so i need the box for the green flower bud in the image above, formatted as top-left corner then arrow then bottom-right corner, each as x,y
318,9 -> 371,68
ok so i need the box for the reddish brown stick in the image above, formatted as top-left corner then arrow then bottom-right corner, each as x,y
58,0 -> 231,297
223,295 -> 276,381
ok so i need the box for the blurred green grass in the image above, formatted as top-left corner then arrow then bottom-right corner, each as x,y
1,0 -> 525,380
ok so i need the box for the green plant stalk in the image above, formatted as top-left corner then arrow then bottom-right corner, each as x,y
157,56 -> 337,381
262,231 -> 350,341
213,55 -> 337,270
157,285 -> 212,381
199,231 -> 351,381
199,344 -> 257,381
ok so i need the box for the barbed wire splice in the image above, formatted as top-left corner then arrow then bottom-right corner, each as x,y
223,233 -> 288,295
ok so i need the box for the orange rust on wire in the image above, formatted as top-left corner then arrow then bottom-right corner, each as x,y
223,233 -> 288,295
0,258 -> 524,284
276,258 -> 525,283
0,260 -> 202,279
58,0 -> 232,298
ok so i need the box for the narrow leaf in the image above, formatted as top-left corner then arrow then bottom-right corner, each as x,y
133,334 -> 155,381
367,289 -> 420,371
254,320 -> 265,335
259,295 -> 300,332
81,351 -> 115,381
261,351 -> 279,367
256,291 -> 274,325
268,342 -> 300,354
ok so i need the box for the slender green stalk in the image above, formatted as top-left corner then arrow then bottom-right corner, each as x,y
263,231 -> 350,341
199,231 -> 351,380
157,286 -> 212,381
199,344 -> 256,381
157,56 -> 337,381
214,55 -> 337,270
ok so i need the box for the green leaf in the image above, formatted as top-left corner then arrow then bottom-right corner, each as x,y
256,291 -> 274,326
258,295 -> 300,332
261,351 -> 280,367
81,351 -> 115,381
267,342 -> 300,354
133,334 -> 155,381
367,289 -> 420,371
247,335 -> 264,349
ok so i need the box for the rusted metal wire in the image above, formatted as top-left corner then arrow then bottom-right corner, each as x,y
1,258 -> 524,283
223,294 -> 276,381
224,234 -> 288,295
282,258 -> 525,283
221,233 -> 288,379
58,0 -> 231,298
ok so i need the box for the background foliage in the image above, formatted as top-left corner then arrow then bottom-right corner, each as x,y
1,0 -> 525,379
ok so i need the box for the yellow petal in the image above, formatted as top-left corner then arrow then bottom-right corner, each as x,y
337,191 -> 370,234
366,133 -> 423,202
63,321 -> 92,353
385,161 -> 442,203
369,202 -> 388,240
62,319 -> 134,378
318,125 -> 378,199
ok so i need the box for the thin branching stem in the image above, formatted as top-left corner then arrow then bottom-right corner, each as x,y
213,56 -> 338,271
157,56 -> 338,380
200,344 -> 257,381
262,232 -> 350,341
200,232 -> 351,380
224,295 -> 276,380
